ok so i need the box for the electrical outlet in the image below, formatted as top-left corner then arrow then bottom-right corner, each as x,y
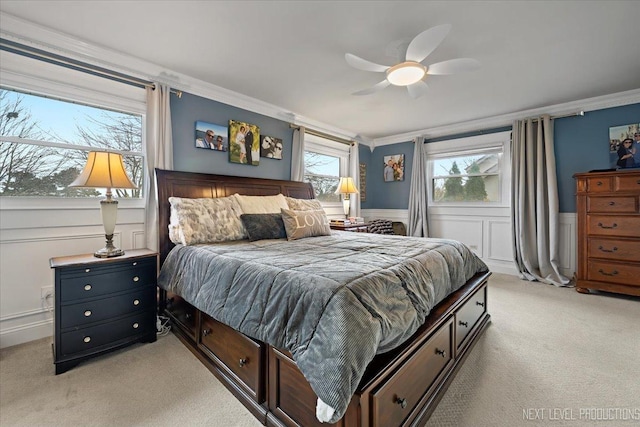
41,286 -> 54,301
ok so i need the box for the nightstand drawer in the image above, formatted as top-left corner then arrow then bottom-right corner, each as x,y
60,311 -> 154,356
60,286 -> 155,329
60,262 -> 156,302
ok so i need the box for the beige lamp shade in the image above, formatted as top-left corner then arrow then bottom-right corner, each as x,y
335,177 -> 359,195
69,151 -> 137,189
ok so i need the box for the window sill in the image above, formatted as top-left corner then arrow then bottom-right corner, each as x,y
0,197 -> 145,210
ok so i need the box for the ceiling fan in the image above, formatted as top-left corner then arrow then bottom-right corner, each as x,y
345,24 -> 480,99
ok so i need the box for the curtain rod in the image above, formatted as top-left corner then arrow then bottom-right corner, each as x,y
289,124 -> 354,146
0,38 -> 182,98
525,110 -> 584,122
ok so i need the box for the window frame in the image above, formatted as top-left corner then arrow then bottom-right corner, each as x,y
0,50 -> 146,210
425,131 -> 511,210
303,133 -> 350,208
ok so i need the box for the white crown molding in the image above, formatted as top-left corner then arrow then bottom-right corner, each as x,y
0,12 -> 362,143
372,88 -> 640,147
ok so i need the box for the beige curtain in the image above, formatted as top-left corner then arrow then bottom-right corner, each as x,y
511,115 -> 569,286
291,126 -> 306,181
407,136 -> 429,237
349,142 -> 361,218
144,84 -> 173,252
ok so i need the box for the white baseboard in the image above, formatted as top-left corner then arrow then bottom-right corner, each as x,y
0,318 -> 52,349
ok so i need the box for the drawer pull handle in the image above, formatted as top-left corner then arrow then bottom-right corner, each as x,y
476,301 -> 485,307
597,222 -> 617,229
85,268 -> 91,273
202,328 -> 211,337
133,323 -> 139,329
84,310 -> 92,317
435,348 -> 447,358
239,358 -> 247,367
459,321 -> 469,328
133,299 -> 140,306
83,336 -> 91,343
396,397 -> 408,409
598,245 -> 618,253
84,284 -> 92,291
133,276 -> 139,282
608,201 -> 615,206
185,313 -> 192,320
596,181 -> 603,186
133,262 -> 137,266
598,269 -> 618,276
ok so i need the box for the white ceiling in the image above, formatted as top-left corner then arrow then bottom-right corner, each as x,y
1,1 -> 639,141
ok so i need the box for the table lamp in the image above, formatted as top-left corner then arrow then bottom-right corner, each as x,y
69,151 -> 137,258
335,177 -> 359,218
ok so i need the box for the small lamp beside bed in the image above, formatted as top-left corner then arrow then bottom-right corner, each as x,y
335,176 -> 359,218
69,151 -> 137,258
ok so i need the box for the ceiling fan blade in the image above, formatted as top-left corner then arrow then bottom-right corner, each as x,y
351,80 -> 391,96
427,58 -> 481,75
345,53 -> 389,73
406,81 -> 429,99
405,24 -> 451,63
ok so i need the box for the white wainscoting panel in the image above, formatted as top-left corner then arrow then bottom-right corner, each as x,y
0,205 -> 145,349
430,218 -> 484,258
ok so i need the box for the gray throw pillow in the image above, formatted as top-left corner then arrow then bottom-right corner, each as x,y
240,213 -> 287,242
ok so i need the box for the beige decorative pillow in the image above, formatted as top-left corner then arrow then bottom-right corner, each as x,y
281,208 -> 331,241
285,196 -> 324,211
234,193 -> 289,214
168,196 -> 246,245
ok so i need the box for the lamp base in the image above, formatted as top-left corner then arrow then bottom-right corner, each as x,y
94,234 -> 125,258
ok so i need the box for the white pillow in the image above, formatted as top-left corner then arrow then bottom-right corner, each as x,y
285,196 -> 324,212
168,196 -> 246,245
234,193 -> 289,214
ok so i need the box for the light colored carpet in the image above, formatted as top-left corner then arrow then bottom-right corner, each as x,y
1,273 -> 638,426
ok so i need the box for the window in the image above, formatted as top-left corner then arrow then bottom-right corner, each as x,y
0,88 -> 143,198
426,131 -> 511,206
303,135 -> 350,203
431,149 -> 502,203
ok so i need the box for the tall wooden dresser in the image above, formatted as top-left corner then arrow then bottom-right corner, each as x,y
574,170 -> 640,296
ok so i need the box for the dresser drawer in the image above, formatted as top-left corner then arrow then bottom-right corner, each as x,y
615,174 -> 640,191
588,238 -> 640,262
199,315 -> 263,397
587,177 -> 612,192
455,284 -> 487,349
587,196 -> 637,213
372,320 -> 452,427
60,261 -> 156,302
60,286 -> 155,329
60,310 -> 154,356
587,216 -> 640,238
587,261 -> 640,287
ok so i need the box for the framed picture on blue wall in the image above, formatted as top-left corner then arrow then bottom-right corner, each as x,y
195,121 -> 228,151
260,136 -> 283,159
383,154 -> 404,181
229,120 -> 260,166
609,123 -> 640,169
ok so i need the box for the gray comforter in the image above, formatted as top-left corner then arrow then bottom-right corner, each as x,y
158,231 -> 488,422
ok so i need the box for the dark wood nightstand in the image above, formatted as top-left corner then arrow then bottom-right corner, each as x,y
50,249 -> 158,374
330,222 -> 370,232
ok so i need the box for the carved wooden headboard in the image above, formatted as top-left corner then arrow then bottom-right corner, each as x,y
155,168 -> 315,265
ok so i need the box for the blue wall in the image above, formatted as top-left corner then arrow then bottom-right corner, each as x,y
171,92 -> 293,180
361,104 -> 639,213
363,141 -> 414,209
555,103 -> 640,212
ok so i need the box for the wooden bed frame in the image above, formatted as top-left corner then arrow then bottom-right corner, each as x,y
156,168 -> 491,427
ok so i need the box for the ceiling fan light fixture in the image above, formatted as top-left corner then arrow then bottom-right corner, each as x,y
386,62 -> 426,86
